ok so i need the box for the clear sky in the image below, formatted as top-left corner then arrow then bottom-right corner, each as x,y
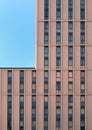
0,0 -> 35,67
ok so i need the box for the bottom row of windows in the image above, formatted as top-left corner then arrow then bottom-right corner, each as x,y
7,96 -> 85,130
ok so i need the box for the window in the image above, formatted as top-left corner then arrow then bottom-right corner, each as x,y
44,70 -> 48,93
20,70 -> 24,84
8,70 -> 12,93
32,96 -> 36,102
68,113 -> 73,121
68,46 -> 73,66
56,46 -> 61,67
56,22 -> 61,44
32,71 -> 36,93
80,32 -> 85,44
44,71 -> 48,84
44,32 -> 49,44
44,57 -> 48,66
69,22 -> 73,30
32,124 -> 36,130
68,70 -> 73,93
68,8 -> 73,20
68,106 -> 73,121
80,46 -> 85,66
68,81 -> 73,92
8,70 -> 12,78
56,96 -> 61,105
44,84 -> 48,93
69,70 -> 73,78
32,85 -> 36,94
69,0 -> 73,7
44,46 -> 49,67
68,95 -> 73,103
81,127 -> 85,130
81,22 -> 85,31
56,70 -> 61,78
68,106 -> 73,114
8,70 -> 12,84
44,121 -> 48,127
32,95 -> 36,130
81,114 -> 85,122
80,95 -> 85,129
56,22 -> 61,30
32,70 -> 36,77
8,95 -> 12,130
44,22 -> 49,32
44,96 -> 48,102
80,70 -> 85,84
56,95 -> 61,129
56,81 -> 61,91
44,96 -> 48,129
20,108 -> 24,115
56,106 -> 60,114
68,32 -> 73,44
44,46 -> 48,55
56,0 -> 61,20
8,95 -> 12,102
20,95 -> 24,130
81,108 -> 85,114
56,32 -> 61,44
81,96 -> 85,108
80,0 -> 85,20
56,120 -> 60,128
44,20 -> 49,44
68,0 -> 73,20
20,70 -> 24,93
20,96 -> 24,102
44,0 -> 49,20
32,71 -> 36,84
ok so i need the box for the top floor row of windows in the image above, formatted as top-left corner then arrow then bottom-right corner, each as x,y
44,0 -> 85,20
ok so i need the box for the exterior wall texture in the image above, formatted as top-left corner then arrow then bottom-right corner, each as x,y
0,0 -> 92,130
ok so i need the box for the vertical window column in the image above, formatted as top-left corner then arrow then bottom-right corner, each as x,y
44,46 -> 49,67
56,81 -> 61,93
68,70 -> 73,93
44,71 -> 48,93
56,22 -> 61,44
68,22 -> 73,44
80,0 -> 85,20
8,70 -> 12,93
68,70 -> 73,130
32,95 -> 36,130
44,96 -> 48,130
68,95 -> 73,130
68,46 -> 73,66
20,95 -> 24,130
80,95 -> 85,130
80,70 -> 85,93
44,22 -> 49,44
56,70 -> 61,93
56,96 -> 61,130
32,70 -> 36,93
80,70 -> 85,130
8,95 -> 12,130
80,22 -> 85,44
44,0 -> 49,20
68,0 -> 73,20
20,70 -> 24,93
80,46 -> 85,66
56,46 -> 61,68
56,0 -> 61,20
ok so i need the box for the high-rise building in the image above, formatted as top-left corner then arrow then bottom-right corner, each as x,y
0,0 -> 92,130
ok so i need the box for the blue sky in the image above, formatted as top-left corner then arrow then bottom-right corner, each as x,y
0,0 -> 35,67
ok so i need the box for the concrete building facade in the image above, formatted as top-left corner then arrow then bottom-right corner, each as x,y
0,0 -> 92,130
